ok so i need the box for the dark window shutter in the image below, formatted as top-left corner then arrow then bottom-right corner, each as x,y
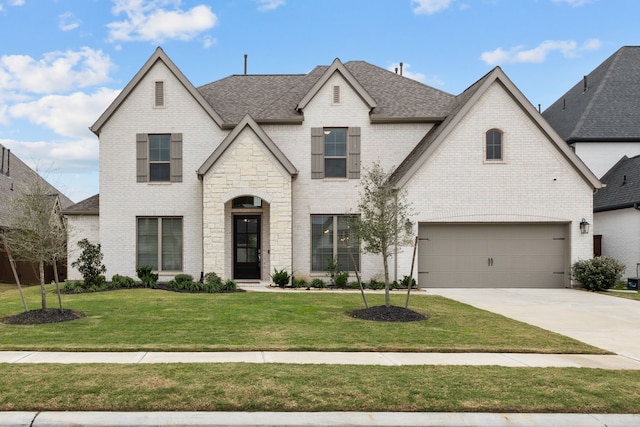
348,127 -> 361,179
311,127 -> 324,179
170,133 -> 183,182
136,133 -> 148,182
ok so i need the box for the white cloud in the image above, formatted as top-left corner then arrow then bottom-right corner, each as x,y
411,0 -> 452,15
256,0 -> 285,11
480,39 -> 602,65
8,0 -> 25,5
0,47 -> 114,94
8,88 -> 120,139
108,0 -> 218,43
59,11 -> 81,32
552,0 -> 593,6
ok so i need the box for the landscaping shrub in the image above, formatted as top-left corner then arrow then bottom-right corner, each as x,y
271,268 -> 291,287
572,256 -> 626,291
366,279 -> 385,290
59,280 -> 86,294
71,239 -> 107,289
399,275 -> 416,289
311,278 -> 326,288
167,274 -> 198,291
136,265 -> 158,288
292,277 -> 308,288
111,274 -> 136,289
334,271 -> 349,288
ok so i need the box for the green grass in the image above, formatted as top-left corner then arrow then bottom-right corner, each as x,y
0,285 -> 605,353
0,364 -> 638,413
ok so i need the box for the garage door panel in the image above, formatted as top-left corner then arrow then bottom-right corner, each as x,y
418,224 -> 567,288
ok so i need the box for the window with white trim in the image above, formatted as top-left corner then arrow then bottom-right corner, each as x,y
137,217 -> 183,271
311,215 -> 359,272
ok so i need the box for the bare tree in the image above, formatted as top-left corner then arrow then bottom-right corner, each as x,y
3,176 -> 67,311
350,162 -> 414,307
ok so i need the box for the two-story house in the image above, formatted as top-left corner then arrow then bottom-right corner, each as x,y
66,47 -> 601,288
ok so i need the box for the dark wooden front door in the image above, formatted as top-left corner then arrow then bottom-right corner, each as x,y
234,215 -> 261,279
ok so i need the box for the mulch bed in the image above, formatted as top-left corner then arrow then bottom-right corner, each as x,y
4,308 -> 86,325
348,305 -> 429,322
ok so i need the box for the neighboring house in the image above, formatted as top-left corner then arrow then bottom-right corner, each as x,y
69,47 -> 601,289
543,46 -> 640,178
0,143 -> 73,284
593,155 -> 640,278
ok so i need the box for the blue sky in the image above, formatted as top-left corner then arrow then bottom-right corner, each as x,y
0,0 -> 637,203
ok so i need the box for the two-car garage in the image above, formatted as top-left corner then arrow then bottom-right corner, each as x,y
417,223 -> 569,288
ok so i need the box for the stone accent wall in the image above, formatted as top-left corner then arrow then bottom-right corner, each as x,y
202,127 -> 292,279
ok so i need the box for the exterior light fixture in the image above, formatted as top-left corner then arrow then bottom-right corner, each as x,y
579,218 -> 590,234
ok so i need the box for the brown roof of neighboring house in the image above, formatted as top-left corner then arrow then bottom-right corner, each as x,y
63,194 -> 99,215
0,143 -> 74,229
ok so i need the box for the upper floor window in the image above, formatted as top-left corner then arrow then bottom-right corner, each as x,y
311,127 -> 360,179
149,134 -> 171,181
324,128 -> 347,178
154,81 -> 165,107
136,133 -> 183,183
485,129 -> 503,161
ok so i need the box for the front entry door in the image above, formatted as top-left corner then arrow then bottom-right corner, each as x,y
234,215 -> 261,279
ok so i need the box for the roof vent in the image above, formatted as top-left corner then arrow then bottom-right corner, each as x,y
623,175 -> 627,186
399,62 -> 403,76
244,54 -> 247,75
583,75 -> 588,92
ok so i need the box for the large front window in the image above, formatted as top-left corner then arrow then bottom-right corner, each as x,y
311,215 -> 359,272
324,128 -> 347,178
149,134 -> 171,181
137,217 -> 183,271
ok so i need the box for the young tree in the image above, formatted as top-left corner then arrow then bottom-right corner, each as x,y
3,177 -> 67,311
350,162 -> 414,307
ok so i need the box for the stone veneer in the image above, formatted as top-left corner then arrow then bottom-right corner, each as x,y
202,127 -> 292,279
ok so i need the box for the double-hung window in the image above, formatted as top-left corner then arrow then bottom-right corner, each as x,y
149,134 -> 171,181
311,127 -> 360,179
324,128 -> 347,178
137,217 -> 183,271
311,215 -> 359,272
136,133 -> 182,182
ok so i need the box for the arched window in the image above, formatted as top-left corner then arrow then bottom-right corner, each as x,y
485,129 -> 503,161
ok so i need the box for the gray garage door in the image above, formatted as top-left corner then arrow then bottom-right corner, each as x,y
418,224 -> 567,288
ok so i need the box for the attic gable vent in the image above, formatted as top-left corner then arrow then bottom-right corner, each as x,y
333,85 -> 341,104
155,81 -> 165,107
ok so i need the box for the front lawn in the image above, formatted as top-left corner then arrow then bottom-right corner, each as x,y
0,285 -> 605,354
0,364 -> 638,413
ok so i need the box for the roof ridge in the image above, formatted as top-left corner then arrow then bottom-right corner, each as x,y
572,48 -> 623,138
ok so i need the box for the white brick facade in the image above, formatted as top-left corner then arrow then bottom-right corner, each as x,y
66,215 -> 99,280
87,49 -> 599,287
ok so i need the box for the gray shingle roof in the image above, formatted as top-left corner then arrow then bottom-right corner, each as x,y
197,61 -> 455,124
543,46 -> 640,142
63,194 -> 99,215
0,143 -> 73,229
594,155 -> 640,211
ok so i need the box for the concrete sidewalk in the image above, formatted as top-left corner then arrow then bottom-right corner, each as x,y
3,411 -> 640,427
2,350 -> 640,369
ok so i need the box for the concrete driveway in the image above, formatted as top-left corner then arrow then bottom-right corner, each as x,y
426,288 -> 640,362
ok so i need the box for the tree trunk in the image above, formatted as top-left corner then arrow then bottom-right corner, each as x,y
39,260 -> 47,310
5,245 -> 29,312
53,257 -> 63,312
383,252 -> 390,307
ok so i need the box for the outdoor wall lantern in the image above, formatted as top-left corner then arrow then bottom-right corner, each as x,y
579,218 -> 590,234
